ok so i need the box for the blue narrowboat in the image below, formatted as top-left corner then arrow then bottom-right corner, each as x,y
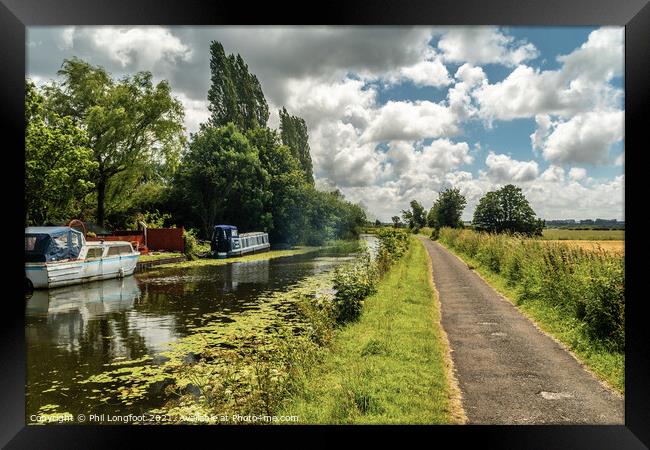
210,225 -> 270,259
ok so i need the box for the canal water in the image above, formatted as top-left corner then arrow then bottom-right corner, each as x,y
25,236 -> 377,420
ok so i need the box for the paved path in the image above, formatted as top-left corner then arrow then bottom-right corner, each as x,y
419,237 -> 623,424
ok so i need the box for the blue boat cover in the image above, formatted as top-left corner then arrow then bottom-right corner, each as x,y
214,225 -> 238,230
25,226 -> 84,262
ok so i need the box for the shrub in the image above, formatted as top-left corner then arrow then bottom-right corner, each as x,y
332,255 -> 378,324
183,228 -> 201,260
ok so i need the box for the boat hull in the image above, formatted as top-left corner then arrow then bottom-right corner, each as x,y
26,255 -> 139,289
227,243 -> 270,257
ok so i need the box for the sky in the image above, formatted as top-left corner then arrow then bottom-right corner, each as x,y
26,26 -> 625,222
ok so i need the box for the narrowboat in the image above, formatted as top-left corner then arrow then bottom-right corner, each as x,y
25,226 -> 140,289
210,225 -> 270,258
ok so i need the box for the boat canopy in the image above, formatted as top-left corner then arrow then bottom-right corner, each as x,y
214,225 -> 238,230
25,227 -> 85,262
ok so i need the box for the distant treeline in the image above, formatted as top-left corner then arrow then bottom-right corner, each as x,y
25,42 -> 366,245
544,219 -> 624,230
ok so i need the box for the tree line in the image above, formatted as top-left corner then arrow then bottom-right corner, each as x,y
25,42 -> 366,245
396,184 -> 545,237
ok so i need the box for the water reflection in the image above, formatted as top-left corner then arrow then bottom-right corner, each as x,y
26,236 -> 377,418
27,276 -> 141,317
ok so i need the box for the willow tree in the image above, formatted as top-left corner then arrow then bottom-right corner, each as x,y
25,80 -> 97,226
207,41 -> 269,131
279,107 -> 314,185
43,57 -> 185,226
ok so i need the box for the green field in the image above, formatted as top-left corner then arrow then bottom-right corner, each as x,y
281,237 -> 460,424
541,228 -> 624,240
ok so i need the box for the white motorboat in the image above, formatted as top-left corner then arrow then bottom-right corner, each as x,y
25,226 -> 140,289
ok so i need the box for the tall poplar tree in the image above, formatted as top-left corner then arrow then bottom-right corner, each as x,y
279,107 -> 314,185
207,41 -> 269,131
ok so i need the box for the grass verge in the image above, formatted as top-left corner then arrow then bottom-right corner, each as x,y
139,252 -> 184,263
280,237 -> 458,423
139,247 -> 321,274
439,242 -> 624,394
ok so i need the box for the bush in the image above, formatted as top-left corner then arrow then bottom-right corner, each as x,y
332,255 -> 378,324
183,228 -> 201,260
429,227 -> 440,241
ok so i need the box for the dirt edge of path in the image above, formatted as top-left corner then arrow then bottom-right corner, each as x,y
436,238 -> 624,400
420,238 -> 468,424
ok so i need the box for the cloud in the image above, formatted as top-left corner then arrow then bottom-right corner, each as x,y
539,165 -> 565,182
569,167 -> 587,181
473,28 -> 623,122
361,100 -> 459,142
538,110 -> 624,165
557,27 -> 624,83
386,54 -> 452,88
71,27 -> 192,70
174,92 -> 211,135
438,27 -> 539,66
484,152 -> 539,182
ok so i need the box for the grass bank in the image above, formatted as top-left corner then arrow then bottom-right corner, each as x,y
139,247 -> 321,274
139,252 -> 184,263
281,237 -> 460,424
437,228 -> 624,393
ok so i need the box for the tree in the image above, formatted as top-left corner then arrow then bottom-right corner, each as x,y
391,216 -> 402,228
174,123 -> 270,238
401,200 -> 426,230
246,126 -> 309,244
473,184 -> 544,236
44,58 -> 185,226
207,41 -> 269,131
279,107 -> 314,185
428,187 -> 466,229
25,80 -> 97,226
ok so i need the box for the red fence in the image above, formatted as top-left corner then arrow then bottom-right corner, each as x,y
87,227 -> 184,253
147,227 -> 184,252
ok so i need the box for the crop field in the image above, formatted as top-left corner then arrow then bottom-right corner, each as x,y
541,228 -> 624,240
543,240 -> 624,254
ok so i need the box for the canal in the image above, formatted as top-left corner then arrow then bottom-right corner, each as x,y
25,235 -> 377,421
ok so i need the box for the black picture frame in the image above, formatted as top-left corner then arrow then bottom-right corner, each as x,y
1,1 -> 648,447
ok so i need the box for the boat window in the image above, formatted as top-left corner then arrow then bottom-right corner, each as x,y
107,246 -> 121,256
53,234 -> 68,249
86,247 -> 103,258
25,236 -> 38,251
118,245 -> 133,255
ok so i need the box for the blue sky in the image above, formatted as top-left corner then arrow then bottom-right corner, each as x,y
26,26 -> 625,221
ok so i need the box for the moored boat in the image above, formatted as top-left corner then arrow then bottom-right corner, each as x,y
210,225 -> 270,258
25,226 -> 140,289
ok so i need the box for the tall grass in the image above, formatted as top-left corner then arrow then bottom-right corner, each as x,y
439,228 -> 624,352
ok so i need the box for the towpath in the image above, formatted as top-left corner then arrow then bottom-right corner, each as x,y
418,237 -> 623,424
